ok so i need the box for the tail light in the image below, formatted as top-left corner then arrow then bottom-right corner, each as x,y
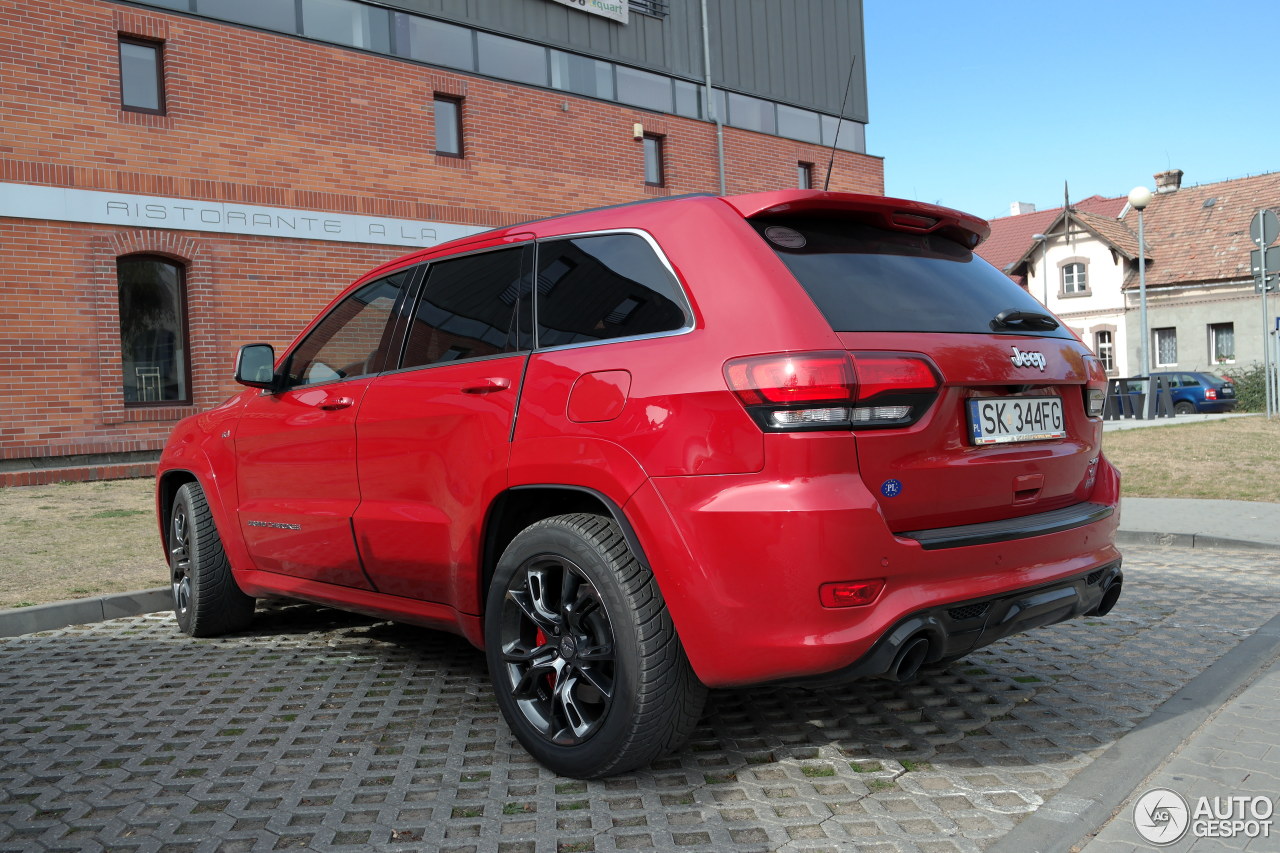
724,351 -> 941,432
819,579 -> 885,608
1082,355 -> 1107,418
1206,388 -> 1218,401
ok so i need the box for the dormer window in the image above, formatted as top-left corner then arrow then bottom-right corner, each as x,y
1059,259 -> 1090,297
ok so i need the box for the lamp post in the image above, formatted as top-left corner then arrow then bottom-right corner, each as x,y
1031,233 -> 1050,307
1129,186 -> 1153,376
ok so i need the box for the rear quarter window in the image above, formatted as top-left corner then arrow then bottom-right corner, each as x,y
751,217 -> 1074,339
534,233 -> 690,347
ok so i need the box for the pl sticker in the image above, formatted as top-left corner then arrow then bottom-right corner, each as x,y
764,226 -> 807,249
881,479 -> 903,498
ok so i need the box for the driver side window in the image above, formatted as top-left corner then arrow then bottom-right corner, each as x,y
286,270 -> 410,388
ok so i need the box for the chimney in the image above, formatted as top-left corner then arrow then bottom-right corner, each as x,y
1154,169 -> 1184,193
1009,201 -> 1037,216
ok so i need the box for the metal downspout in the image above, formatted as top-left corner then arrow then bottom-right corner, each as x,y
700,0 -> 726,195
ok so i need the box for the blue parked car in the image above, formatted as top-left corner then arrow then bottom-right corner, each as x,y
1141,371 -> 1238,414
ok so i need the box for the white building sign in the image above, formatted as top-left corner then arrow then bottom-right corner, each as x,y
546,0 -> 628,24
0,183 -> 489,249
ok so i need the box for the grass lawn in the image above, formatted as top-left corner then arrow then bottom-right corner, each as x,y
1104,416 -> 1280,503
0,479 -> 167,609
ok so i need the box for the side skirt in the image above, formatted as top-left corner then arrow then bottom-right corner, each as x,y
234,569 -> 485,648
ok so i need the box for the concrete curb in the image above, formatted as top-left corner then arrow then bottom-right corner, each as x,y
1115,529 -> 1280,553
985,610 -> 1280,853
0,587 -> 170,638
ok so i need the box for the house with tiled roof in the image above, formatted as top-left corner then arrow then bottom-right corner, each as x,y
977,195 -> 1126,289
985,169 -> 1280,380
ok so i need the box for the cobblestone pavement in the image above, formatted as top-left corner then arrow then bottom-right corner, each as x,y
2,546 -> 1278,853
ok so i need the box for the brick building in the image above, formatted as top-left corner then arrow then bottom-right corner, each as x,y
0,0 -> 884,486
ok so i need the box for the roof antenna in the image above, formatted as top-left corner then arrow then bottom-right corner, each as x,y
822,55 -> 858,192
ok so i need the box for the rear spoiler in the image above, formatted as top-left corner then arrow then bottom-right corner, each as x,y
719,190 -> 991,249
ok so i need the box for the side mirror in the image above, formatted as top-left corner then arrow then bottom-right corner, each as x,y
234,344 -> 278,390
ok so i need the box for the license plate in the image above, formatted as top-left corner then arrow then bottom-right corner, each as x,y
968,396 -> 1066,445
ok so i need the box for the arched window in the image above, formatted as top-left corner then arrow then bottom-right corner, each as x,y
117,255 -> 190,404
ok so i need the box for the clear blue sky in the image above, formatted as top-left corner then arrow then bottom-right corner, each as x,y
863,0 -> 1280,221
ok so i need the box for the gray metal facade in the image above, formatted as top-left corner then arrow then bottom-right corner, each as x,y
383,0 -> 868,120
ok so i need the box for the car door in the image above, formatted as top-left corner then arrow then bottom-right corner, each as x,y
353,240 -> 533,610
233,267 -> 418,587
1180,373 -> 1205,408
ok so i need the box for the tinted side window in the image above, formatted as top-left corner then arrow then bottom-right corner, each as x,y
535,234 -> 689,347
287,272 -> 409,387
400,247 -> 528,369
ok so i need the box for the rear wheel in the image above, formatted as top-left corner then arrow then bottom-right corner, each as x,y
169,482 -> 255,637
485,513 -> 706,778
1174,401 -> 1196,415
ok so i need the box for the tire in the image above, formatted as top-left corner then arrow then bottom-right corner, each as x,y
169,482 -> 255,637
485,513 -> 707,778
1174,401 -> 1196,415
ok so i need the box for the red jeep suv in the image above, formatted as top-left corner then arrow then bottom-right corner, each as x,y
156,190 -> 1122,778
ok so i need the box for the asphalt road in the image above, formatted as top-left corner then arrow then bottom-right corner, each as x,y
2,544 -> 1278,853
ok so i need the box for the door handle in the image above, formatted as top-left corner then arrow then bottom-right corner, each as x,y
318,396 -> 355,410
461,378 -> 512,394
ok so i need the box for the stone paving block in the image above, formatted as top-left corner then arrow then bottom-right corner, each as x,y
2,548 -> 1280,851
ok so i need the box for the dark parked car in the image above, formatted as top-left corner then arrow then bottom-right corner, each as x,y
156,190 -> 1122,778
1144,371 -> 1238,414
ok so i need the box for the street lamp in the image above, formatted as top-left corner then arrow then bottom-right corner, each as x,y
1129,186 -> 1153,376
1032,233 -> 1050,307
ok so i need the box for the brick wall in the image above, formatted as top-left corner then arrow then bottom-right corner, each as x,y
0,0 -> 885,479
0,220 -> 404,464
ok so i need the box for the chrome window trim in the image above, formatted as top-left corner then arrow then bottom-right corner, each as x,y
529,227 -> 696,354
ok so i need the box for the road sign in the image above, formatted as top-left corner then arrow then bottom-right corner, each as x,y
1251,247 -> 1280,291
1252,209 -> 1280,246
1257,210 -> 1280,419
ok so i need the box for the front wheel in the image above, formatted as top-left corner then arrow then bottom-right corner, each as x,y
169,482 -> 255,637
485,513 -> 706,778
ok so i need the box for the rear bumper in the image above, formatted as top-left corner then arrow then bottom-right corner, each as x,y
628,436 -> 1122,688
781,560 -> 1122,686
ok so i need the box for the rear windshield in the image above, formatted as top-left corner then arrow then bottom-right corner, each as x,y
750,217 -> 1074,339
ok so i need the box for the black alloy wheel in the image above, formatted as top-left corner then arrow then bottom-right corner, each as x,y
498,554 -> 616,745
485,513 -> 706,778
170,496 -> 193,620
168,482 -> 255,637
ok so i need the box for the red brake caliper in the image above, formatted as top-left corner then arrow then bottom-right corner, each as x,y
535,627 -> 554,694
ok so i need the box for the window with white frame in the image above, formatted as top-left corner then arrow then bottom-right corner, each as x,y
1094,329 -> 1115,373
1209,322 -> 1235,364
1154,327 -> 1178,367
1061,261 -> 1088,295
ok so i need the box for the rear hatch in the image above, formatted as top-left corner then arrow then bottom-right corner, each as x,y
1207,375 -> 1236,400
745,205 -> 1105,533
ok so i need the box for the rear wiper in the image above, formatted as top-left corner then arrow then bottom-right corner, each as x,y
991,308 -> 1060,331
